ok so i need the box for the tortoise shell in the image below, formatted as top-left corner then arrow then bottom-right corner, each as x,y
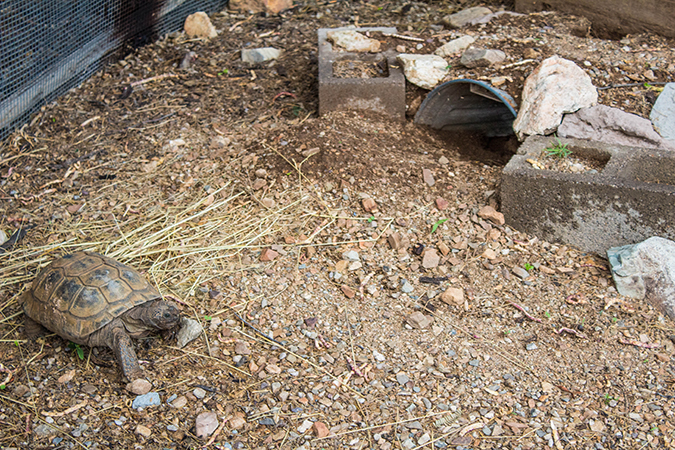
23,251 -> 161,344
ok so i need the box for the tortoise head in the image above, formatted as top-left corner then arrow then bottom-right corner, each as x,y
146,300 -> 181,330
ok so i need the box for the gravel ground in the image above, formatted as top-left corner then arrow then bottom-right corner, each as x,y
1,1 -> 675,449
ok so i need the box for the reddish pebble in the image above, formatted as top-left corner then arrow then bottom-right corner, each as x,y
313,421 -> 330,438
435,197 -> 449,210
260,248 -> 278,261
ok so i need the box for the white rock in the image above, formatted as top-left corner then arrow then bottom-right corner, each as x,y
195,411 -> 219,438
184,12 -> 217,39
650,82 -> 675,141
513,55 -> 597,140
326,30 -> 380,53
176,317 -> 203,348
241,47 -> 280,63
434,36 -> 475,58
608,237 -> 675,319
397,54 -> 449,90
0,229 -> 7,246
298,419 -> 314,433
442,6 -> 492,28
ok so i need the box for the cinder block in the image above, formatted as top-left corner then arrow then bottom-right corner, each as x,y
502,136 -> 675,254
318,27 -> 405,120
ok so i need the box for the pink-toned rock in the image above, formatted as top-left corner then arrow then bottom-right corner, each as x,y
135,424 -> 152,437
482,248 -> 497,260
362,197 -> 378,212
478,205 -> 505,226
407,311 -> 433,329
441,287 -> 464,305
422,248 -> 440,269
126,379 -> 152,395
341,285 -> 356,298
235,341 -> 251,355
435,197 -> 449,210
513,56 -> 597,140
313,421 -> 330,438
558,105 -> 675,150
252,178 -> 267,190
195,411 -> 219,439
327,30 -> 381,52
260,248 -> 278,261
184,12 -> 217,39
422,168 -> 435,186
438,241 -> 450,256
229,416 -> 247,429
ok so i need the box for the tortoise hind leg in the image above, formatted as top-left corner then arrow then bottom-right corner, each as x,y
24,315 -> 47,338
109,327 -> 143,380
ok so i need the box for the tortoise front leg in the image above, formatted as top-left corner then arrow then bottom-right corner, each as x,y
110,327 -> 143,380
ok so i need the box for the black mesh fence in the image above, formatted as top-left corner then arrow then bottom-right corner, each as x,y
0,0 -> 228,143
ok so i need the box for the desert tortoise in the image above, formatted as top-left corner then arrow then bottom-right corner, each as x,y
23,251 -> 180,380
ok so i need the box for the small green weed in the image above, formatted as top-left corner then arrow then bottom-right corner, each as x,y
524,263 -> 534,271
602,393 -> 616,404
545,137 -> 572,158
367,216 -> 375,223
68,342 -> 85,360
431,218 -> 448,233
217,68 -> 229,76
544,311 -> 551,319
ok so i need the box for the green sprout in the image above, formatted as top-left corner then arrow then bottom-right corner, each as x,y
0,384 -> 5,390
602,393 -> 616,404
367,216 -> 375,223
68,342 -> 85,360
524,263 -> 534,271
217,68 -> 229,76
204,315 -> 212,321
431,218 -> 448,233
544,311 -> 551,319
545,137 -> 572,158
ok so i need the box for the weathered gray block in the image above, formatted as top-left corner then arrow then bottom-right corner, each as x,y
502,136 -> 675,254
318,27 -> 405,120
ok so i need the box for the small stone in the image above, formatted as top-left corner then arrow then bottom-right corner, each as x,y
362,197 -> 378,212
628,412 -> 643,422
348,261 -> 362,271
242,47 -> 281,64
135,424 -> 152,437
252,178 -> 266,190
193,387 -> 207,399
260,248 -> 279,261
373,350 -> 386,362
396,373 -> 410,385
265,364 -> 282,374
477,205 -> 505,225
298,419 -> 313,433
313,421 -> 330,438
422,168 -> 435,186
235,341 -> 252,355
435,197 -> 449,210
482,248 -> 497,260
401,281 -> 414,293
341,285 -> 356,298
195,411 -> 219,438
435,35 -> 476,57
255,168 -> 267,178
460,48 -> 506,68
343,250 -> 360,261
526,343 -> 538,351
442,6 -> 492,28
407,311 -> 433,329
651,83 -> 675,141
126,379 -> 152,396
132,392 -> 161,410
422,249 -> 440,269
388,232 -> 410,250
184,12 -> 217,39
589,419 -> 605,433
58,369 -> 76,384
512,267 -> 530,279
438,241 -> 450,256
171,396 -> 187,408
441,287 -> 464,305
177,317 -> 203,348
34,424 -> 59,438
438,156 -> 450,165
229,416 -> 246,429
327,30 -> 380,52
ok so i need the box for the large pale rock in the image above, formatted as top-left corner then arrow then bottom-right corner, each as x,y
229,0 -> 293,14
397,54 -> 449,90
513,56 -> 597,140
326,30 -> 380,53
608,237 -> 675,319
559,105 -> 675,150
650,82 -> 675,142
460,48 -> 506,68
184,12 -> 217,39
434,36 -> 475,58
442,6 -> 492,28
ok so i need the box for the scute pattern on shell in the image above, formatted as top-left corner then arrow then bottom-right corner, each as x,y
24,252 -> 161,344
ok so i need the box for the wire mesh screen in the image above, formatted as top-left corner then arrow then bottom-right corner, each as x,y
0,0 -> 228,143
